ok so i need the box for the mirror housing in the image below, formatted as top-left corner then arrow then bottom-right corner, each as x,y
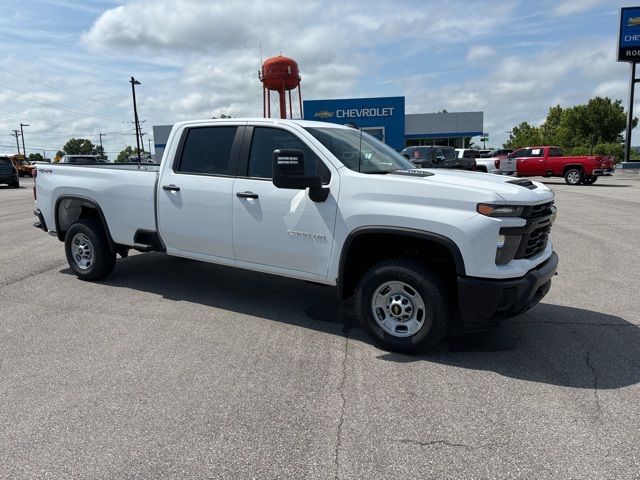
435,155 -> 446,162
272,149 -> 328,202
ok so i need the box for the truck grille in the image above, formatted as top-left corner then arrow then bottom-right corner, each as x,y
514,201 -> 554,259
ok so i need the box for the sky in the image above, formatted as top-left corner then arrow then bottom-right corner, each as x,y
0,0 -> 635,158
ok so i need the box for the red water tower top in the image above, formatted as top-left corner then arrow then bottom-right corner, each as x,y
261,55 -> 300,91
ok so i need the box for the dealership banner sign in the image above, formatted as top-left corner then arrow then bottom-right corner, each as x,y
618,7 -> 640,62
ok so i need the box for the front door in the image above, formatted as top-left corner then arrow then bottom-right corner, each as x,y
232,126 -> 338,278
157,125 -> 241,259
517,147 -> 545,176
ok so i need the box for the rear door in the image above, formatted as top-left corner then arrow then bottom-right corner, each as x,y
232,125 -> 338,277
157,125 -> 242,259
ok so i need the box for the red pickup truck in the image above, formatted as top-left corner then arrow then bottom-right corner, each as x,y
500,146 -> 615,185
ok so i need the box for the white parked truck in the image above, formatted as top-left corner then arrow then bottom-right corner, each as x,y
33,118 -> 558,354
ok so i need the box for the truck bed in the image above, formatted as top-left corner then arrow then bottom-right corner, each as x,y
36,163 -> 159,245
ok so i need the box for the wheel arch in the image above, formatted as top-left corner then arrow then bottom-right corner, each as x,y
562,164 -> 584,175
54,195 -> 115,251
337,227 -> 466,300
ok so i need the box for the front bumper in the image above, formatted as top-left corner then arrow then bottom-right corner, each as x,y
456,252 -> 558,331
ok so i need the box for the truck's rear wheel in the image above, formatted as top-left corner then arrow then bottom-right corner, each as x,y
355,258 -> 450,354
64,219 -> 116,281
564,168 -> 583,185
581,175 -> 598,185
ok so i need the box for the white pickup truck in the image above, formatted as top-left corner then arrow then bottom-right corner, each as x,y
33,118 -> 558,353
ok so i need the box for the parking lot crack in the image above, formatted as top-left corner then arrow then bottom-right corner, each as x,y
585,345 -> 602,417
333,323 -> 350,480
396,438 -> 506,449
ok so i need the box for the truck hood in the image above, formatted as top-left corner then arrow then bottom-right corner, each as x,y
385,168 -> 554,204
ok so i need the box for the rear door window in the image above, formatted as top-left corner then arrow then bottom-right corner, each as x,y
549,148 -> 563,157
176,126 -> 238,175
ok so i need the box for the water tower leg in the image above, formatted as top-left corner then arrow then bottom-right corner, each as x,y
263,86 -> 266,118
298,85 -> 303,118
278,88 -> 286,119
288,90 -> 293,119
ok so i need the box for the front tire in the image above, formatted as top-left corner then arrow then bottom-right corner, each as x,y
581,175 -> 598,185
355,258 -> 450,354
64,219 -> 116,281
564,168 -> 583,185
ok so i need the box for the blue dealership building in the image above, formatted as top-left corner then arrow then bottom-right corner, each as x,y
303,96 -> 483,150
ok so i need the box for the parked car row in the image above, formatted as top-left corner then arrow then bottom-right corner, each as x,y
399,143 -> 614,185
499,146 -> 614,185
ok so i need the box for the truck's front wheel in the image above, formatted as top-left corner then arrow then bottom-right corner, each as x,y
355,259 -> 450,354
64,219 -> 116,281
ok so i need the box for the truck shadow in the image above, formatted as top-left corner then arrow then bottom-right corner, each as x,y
541,181 -> 632,188
379,303 -> 640,390
69,252 -> 640,390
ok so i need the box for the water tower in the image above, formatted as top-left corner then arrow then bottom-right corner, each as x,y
259,54 -> 303,119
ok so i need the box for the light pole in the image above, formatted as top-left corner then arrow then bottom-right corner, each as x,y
20,123 -> 29,158
129,77 -> 142,165
99,133 -> 106,160
148,138 -> 152,156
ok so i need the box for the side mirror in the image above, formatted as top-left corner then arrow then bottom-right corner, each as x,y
272,149 -> 328,202
402,153 -> 410,159
435,155 -> 446,162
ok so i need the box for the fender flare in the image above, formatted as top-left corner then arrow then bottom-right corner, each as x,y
337,226 -> 466,297
54,195 -> 116,251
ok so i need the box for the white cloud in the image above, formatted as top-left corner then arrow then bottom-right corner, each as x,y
466,45 -> 496,62
549,0 -> 606,16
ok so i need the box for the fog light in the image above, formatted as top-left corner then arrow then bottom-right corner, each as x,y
497,234 -> 506,249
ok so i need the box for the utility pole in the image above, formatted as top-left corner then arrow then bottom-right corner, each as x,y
99,133 -> 106,160
130,76 -> 142,165
11,130 -> 21,155
19,123 -> 29,158
148,138 -> 152,155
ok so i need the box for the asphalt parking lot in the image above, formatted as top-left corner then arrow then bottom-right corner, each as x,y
1,173 -> 639,479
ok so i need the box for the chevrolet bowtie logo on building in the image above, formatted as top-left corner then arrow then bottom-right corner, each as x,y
314,110 -> 335,119
628,17 -> 640,26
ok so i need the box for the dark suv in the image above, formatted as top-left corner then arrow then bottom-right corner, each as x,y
400,146 -> 476,170
0,156 -> 19,188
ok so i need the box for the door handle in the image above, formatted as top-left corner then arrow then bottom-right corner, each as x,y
236,191 -> 259,199
162,184 -> 180,192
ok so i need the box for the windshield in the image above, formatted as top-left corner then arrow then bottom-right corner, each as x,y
305,127 -> 415,174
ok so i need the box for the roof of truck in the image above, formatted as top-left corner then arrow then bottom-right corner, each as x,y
173,118 -> 355,130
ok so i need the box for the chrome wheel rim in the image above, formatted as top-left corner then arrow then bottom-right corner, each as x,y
371,281 -> 427,337
567,171 -> 581,184
71,233 -> 93,270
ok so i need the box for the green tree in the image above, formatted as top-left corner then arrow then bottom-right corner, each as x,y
61,138 -> 95,155
505,121 -> 542,149
116,146 -> 136,163
28,153 -> 44,162
93,145 -> 107,160
504,97 -> 636,162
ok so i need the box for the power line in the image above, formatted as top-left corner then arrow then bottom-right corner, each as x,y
0,65 -> 129,113
0,106 -> 82,129
0,82 -> 128,124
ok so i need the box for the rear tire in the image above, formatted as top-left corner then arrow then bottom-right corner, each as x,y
64,218 -> 116,281
11,181 -> 19,188
355,258 -> 450,354
564,168 -> 583,185
581,175 -> 598,185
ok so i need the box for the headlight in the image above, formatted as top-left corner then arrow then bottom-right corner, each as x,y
477,204 -> 523,217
